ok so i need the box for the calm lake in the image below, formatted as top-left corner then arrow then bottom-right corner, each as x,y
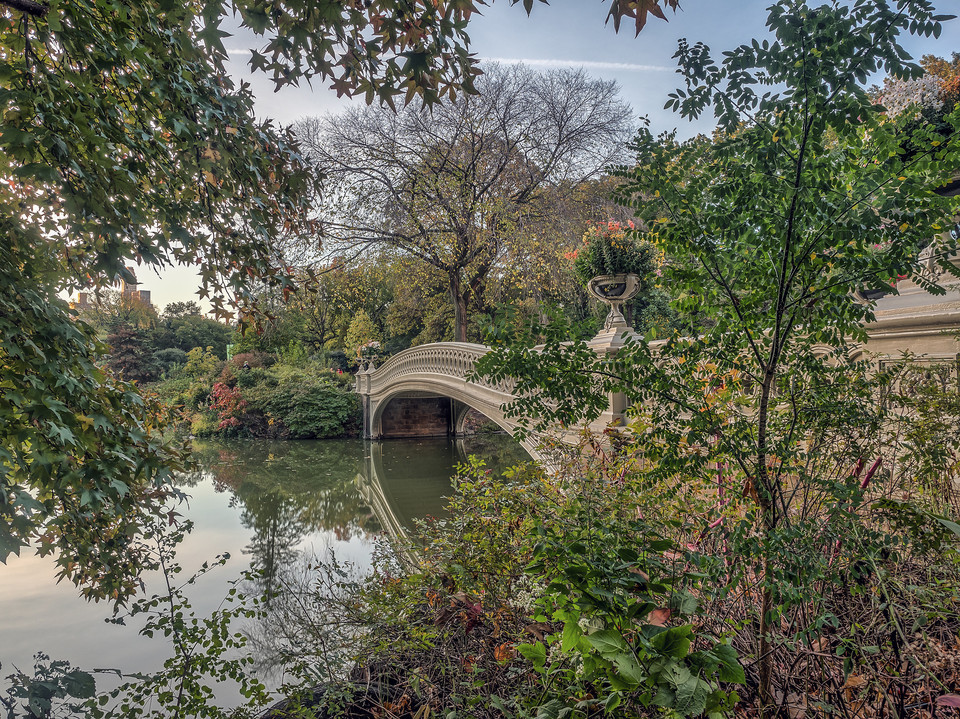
0,435 -> 528,695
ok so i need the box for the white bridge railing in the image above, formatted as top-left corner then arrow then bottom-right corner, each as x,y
355,342 -> 515,397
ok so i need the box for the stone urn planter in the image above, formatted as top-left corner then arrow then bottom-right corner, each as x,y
587,273 -> 642,330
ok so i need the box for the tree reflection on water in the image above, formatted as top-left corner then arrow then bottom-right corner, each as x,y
184,435 -> 530,685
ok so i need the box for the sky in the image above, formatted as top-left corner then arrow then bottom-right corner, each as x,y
138,0 -> 960,312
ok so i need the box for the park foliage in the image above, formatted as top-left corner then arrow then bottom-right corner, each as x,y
3,0 -> 960,717
475,0 -> 960,714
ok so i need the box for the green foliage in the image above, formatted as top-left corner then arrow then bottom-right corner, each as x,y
77,291 -> 159,332
279,340 -> 311,366
2,519 -> 271,719
267,449 -> 742,718
514,452 -> 741,718
182,347 -> 220,379
90,525 -> 269,719
344,310 -> 381,359
154,358 -> 360,439
479,0 -> 960,712
189,412 -> 220,439
572,221 -> 657,285
1,654 -> 96,718
154,348 -> 188,374
149,375 -> 197,410
0,246 -> 191,602
238,0 -> 677,107
262,374 -> 361,440
105,325 -> 158,383
418,458 -> 546,607
153,315 -> 233,361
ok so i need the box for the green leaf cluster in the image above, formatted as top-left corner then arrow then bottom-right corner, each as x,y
519,463 -> 741,718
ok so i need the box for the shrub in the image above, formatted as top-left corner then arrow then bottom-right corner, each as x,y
186,382 -> 210,410
229,351 -> 275,370
265,379 -> 360,439
189,411 -> 219,437
276,451 -> 742,718
154,348 -> 188,374
183,346 -> 219,378
209,382 -> 248,430
150,376 -> 193,406
154,357 -> 361,438
235,366 -> 270,389
324,350 -> 349,372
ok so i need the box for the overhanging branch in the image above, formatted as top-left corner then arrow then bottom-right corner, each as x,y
2,0 -> 48,17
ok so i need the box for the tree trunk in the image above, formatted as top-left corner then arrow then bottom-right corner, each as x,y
756,370 -> 778,715
449,273 -> 469,343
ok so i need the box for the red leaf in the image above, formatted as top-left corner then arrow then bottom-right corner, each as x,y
937,695 -> 960,708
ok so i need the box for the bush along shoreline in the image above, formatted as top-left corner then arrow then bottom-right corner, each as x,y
149,348 -> 361,440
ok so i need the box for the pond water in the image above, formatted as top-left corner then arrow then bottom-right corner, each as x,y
0,435 -> 529,696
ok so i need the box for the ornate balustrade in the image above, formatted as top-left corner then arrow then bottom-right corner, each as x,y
356,342 -> 515,397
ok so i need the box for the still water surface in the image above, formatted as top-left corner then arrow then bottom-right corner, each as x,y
0,435 -> 528,687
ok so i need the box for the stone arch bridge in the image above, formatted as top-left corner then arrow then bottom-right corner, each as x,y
356,293 -> 960,456
354,342 -> 550,460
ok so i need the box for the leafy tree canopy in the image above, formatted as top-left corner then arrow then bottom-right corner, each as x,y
479,0 -> 960,708
162,302 -> 203,320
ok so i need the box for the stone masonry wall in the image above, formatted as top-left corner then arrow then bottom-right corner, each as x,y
379,397 -> 452,438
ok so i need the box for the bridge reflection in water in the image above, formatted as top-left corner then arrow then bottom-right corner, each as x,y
355,436 -> 531,550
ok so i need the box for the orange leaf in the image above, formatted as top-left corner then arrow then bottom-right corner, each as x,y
842,674 -> 867,689
648,607 -> 671,626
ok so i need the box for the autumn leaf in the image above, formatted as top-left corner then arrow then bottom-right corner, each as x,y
842,674 -> 867,689
605,0 -> 680,36
648,607 -> 672,626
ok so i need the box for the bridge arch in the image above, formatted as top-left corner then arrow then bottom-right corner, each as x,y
356,342 -> 544,461
355,306 -> 960,472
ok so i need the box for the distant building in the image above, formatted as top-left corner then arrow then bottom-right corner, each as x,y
73,292 -> 94,311
119,266 -> 153,308
69,266 -> 154,312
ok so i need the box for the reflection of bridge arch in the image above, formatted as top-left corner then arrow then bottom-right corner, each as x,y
353,438 -> 530,557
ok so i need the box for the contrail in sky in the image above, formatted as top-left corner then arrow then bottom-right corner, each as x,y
479,57 -> 673,72
226,48 -> 673,73
227,48 -> 672,73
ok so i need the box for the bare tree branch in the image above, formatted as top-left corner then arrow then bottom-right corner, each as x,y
295,63 -> 633,341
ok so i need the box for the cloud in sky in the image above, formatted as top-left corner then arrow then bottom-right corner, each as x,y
479,57 -> 673,73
